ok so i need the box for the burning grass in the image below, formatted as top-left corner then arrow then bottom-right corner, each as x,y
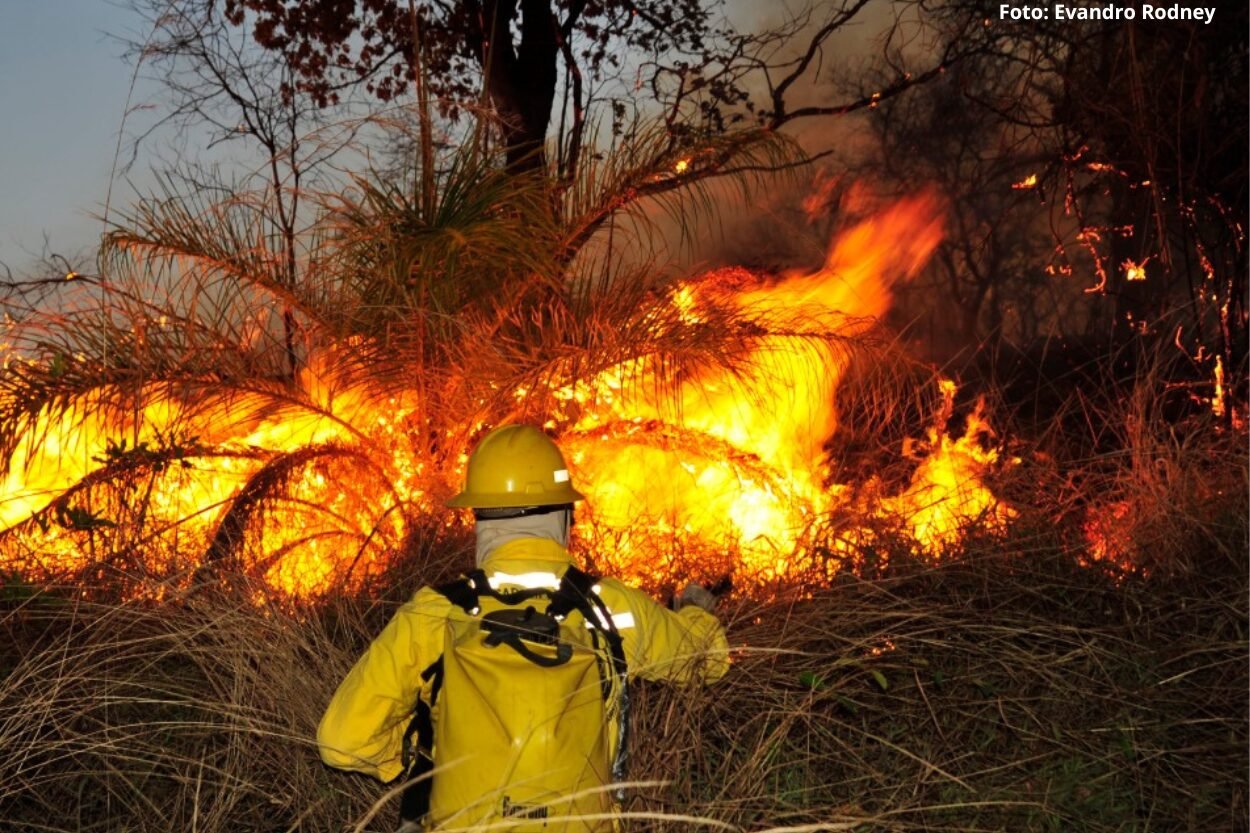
0,191 -> 1000,599
2,369 -> 1245,830
1,124 -> 1245,830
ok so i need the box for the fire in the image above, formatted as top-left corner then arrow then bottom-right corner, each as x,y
0,193 -> 1018,599
555,195 -> 1012,584
879,389 -> 1016,547
1123,259 -> 1147,282
0,352 -> 428,598
1212,355 -> 1227,419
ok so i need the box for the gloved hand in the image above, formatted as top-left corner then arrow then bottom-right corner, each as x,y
678,582 -> 718,613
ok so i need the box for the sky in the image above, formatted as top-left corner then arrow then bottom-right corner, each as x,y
0,1 -> 164,271
0,1 -> 890,274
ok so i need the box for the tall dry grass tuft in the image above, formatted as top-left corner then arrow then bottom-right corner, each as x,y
3,509 -> 1245,833
992,341 -> 1250,582
629,542 -> 1247,832
0,585 -> 373,831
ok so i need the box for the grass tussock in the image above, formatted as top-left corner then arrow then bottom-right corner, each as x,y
2,513 -> 1244,832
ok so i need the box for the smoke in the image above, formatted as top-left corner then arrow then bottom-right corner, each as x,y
574,2 -> 922,287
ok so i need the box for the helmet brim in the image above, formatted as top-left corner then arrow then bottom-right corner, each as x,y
445,485 -> 586,509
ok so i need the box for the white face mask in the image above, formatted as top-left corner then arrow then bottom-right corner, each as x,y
474,509 -> 571,566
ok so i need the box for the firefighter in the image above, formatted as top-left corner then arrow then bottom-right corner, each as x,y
317,423 -> 729,830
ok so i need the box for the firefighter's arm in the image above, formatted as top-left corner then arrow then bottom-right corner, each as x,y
317,588 -> 448,782
598,579 -> 730,684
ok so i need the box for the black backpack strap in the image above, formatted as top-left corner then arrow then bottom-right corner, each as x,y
398,572 -> 482,822
549,566 -> 632,799
482,610 -> 574,666
436,572 -> 483,614
547,565 -> 595,618
398,659 -> 445,823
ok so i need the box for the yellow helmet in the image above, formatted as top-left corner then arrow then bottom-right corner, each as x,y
447,424 -> 585,509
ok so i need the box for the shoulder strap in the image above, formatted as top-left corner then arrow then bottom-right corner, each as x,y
548,566 -> 632,798
547,564 -> 597,619
398,659 -> 444,823
435,572 -> 481,614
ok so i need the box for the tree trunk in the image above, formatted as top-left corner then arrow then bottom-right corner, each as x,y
479,0 -> 559,173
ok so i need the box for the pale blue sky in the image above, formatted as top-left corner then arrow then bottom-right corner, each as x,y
0,1 -> 160,270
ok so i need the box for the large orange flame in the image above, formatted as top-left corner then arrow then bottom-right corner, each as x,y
0,192 -> 1017,599
558,194 -> 1011,584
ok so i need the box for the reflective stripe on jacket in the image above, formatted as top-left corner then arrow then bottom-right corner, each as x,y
317,537 -> 730,781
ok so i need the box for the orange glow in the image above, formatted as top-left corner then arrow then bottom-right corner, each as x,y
1123,259 -> 1146,282
0,193 -> 1018,599
880,394 -> 1015,548
1012,174 -> 1038,190
1212,355 -> 1227,419
1083,500 -> 1132,565
674,158 -> 690,174
555,194 -> 1013,584
801,170 -> 840,222
0,352 -> 429,599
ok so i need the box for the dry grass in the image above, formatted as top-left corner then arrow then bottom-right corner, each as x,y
634,540 -> 1247,832
2,504 -> 1244,833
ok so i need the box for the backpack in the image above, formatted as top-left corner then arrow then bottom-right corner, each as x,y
399,566 -> 629,830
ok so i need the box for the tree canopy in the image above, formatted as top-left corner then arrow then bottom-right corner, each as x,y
225,0 -> 734,170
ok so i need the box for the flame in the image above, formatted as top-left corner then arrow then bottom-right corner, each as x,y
1123,259 -> 1147,282
555,194 -> 1011,584
1012,174 -> 1038,190
0,350 -> 428,598
1212,355 -> 1227,419
674,158 -> 690,174
0,193 -> 1018,599
881,393 -> 1015,547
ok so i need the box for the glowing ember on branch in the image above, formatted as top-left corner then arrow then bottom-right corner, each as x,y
1212,355 -> 1227,419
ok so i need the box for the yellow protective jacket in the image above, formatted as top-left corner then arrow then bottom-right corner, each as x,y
317,537 -> 729,785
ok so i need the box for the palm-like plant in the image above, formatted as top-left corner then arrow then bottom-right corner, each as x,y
0,113 -> 839,598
